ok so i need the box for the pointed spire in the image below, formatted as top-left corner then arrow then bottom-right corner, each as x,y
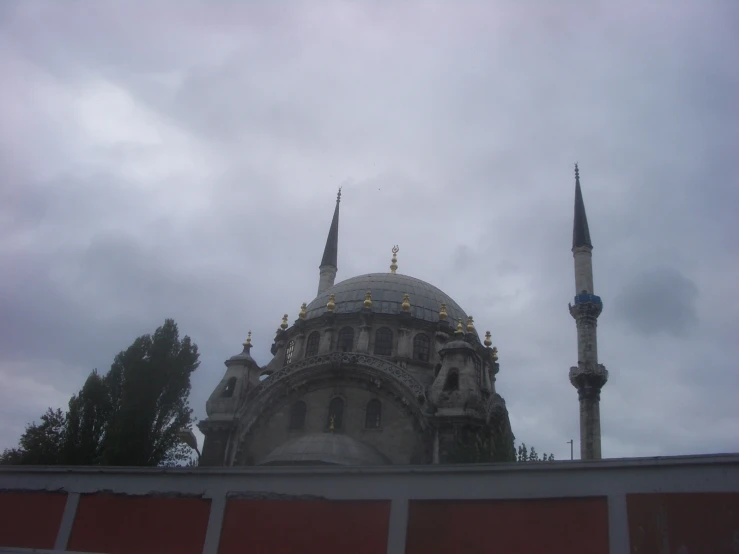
320,188 -> 341,268
573,163 -> 593,249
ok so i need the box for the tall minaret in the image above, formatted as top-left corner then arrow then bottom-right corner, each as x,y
568,164 -> 608,460
317,188 -> 341,295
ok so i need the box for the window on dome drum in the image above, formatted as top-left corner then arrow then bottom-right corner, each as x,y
443,370 -> 459,391
365,399 -> 381,429
289,401 -> 306,430
374,327 -> 393,356
305,331 -> 320,357
283,340 -> 295,366
327,397 -> 344,430
337,327 -> 354,352
221,377 -> 237,398
413,333 -> 431,362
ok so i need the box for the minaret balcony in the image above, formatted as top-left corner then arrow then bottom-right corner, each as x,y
574,293 -> 602,306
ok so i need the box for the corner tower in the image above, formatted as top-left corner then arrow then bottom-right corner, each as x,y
317,188 -> 341,295
568,164 -> 608,460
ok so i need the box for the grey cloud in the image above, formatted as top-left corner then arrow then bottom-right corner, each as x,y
1,0 -> 738,460
614,268 -> 699,338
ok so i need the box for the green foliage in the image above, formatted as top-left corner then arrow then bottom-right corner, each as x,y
516,442 -> 555,462
1,409 -> 67,465
1,319 -> 199,467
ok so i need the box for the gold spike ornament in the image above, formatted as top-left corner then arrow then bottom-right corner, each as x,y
484,331 -> 492,348
466,316 -> 475,332
492,346 -> 499,361
401,293 -> 411,312
244,331 -> 252,347
280,314 -> 289,330
299,302 -> 307,319
364,291 -> 373,309
327,293 -> 336,312
439,303 -> 448,321
390,245 -> 399,274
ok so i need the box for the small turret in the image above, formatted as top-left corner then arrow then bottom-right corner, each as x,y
205,332 -> 260,418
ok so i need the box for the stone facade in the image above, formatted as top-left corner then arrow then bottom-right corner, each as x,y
199,167 -> 608,465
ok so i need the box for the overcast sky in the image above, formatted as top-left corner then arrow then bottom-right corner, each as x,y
1,1 -> 737,461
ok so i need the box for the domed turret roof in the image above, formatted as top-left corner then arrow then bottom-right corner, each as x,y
305,273 -> 468,323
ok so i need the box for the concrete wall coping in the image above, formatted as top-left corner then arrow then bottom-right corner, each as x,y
1,452 -> 738,478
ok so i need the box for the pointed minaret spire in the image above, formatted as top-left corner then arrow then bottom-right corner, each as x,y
572,163 -> 593,249
317,188 -> 341,295
568,164 -> 608,461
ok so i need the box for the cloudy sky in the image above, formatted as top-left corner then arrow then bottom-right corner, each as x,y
1,1 -> 737,460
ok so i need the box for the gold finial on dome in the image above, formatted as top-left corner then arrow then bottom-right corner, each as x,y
327,293 -> 336,312
455,318 -> 464,336
244,331 -> 252,347
401,293 -> 411,312
364,291 -> 372,309
390,245 -> 399,274
466,316 -> 475,332
280,314 -> 289,330
439,303 -> 448,321
299,302 -> 307,319
484,331 -> 492,347
492,346 -> 498,361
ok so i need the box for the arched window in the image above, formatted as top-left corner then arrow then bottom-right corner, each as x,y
374,327 -> 393,356
443,369 -> 459,391
413,333 -> 431,362
327,397 -> 344,430
337,327 -> 354,352
283,340 -> 295,366
365,399 -> 382,429
305,331 -> 320,358
221,376 -> 237,398
289,401 -> 306,430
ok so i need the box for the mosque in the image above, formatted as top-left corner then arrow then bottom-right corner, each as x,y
198,166 -> 607,466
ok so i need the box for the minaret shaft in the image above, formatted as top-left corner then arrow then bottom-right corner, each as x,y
569,164 -> 608,461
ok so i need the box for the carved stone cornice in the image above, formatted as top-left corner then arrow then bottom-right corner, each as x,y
569,362 -> 608,392
569,301 -> 603,320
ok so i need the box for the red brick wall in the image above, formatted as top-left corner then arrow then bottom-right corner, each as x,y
0,491 -> 67,549
405,497 -> 609,554
627,492 -> 739,553
218,499 -> 391,554
67,493 -> 211,554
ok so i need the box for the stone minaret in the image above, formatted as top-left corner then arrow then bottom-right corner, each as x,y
317,189 -> 341,295
568,164 -> 608,460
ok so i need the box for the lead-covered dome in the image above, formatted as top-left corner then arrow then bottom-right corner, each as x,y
305,273 -> 468,323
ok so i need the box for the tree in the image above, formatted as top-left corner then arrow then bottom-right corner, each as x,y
1,409 -> 67,465
102,319 -> 199,466
64,370 -> 111,465
517,443 -> 555,462
1,319 -> 199,467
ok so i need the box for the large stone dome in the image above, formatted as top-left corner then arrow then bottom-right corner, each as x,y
305,273 -> 468,324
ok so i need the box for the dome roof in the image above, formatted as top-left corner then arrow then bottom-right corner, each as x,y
305,273 -> 468,324
258,433 -> 390,466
